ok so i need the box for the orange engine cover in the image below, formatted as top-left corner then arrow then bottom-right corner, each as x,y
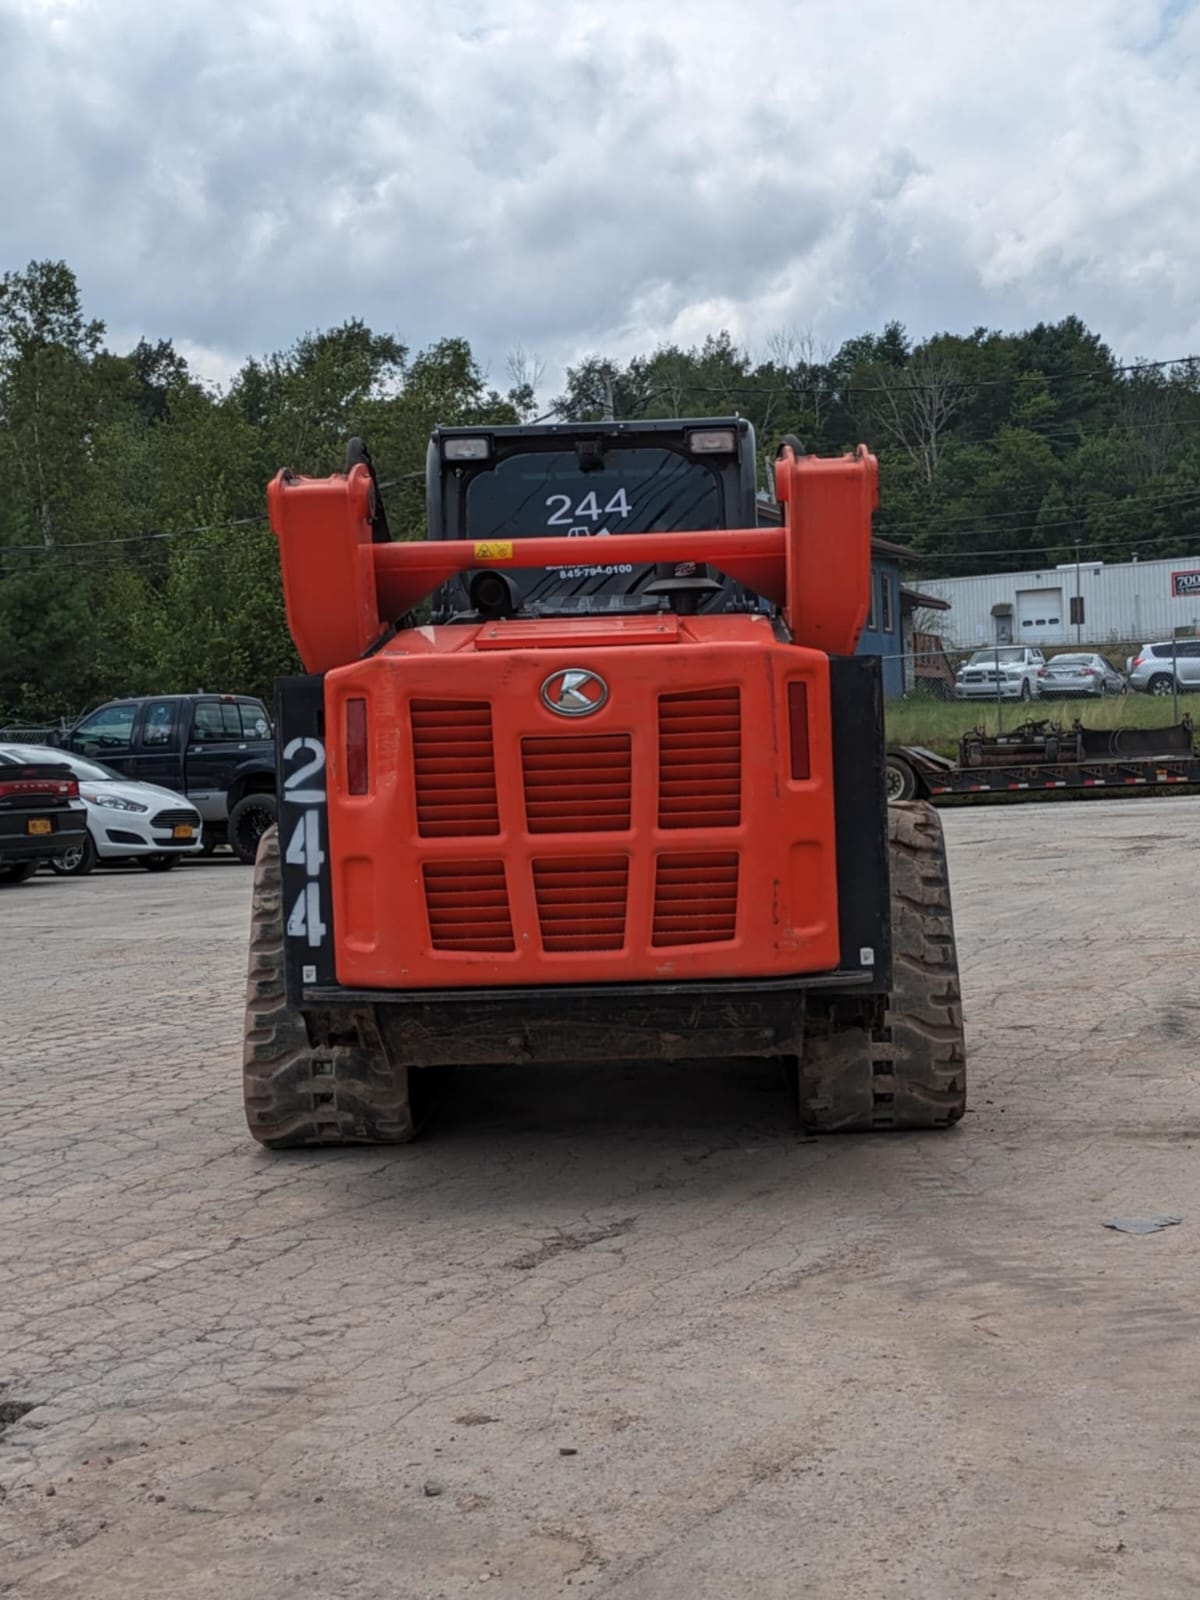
322,613 -> 840,989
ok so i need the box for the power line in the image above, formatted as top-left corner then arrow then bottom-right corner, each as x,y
1,512 -> 269,555
376,469 -> 427,490
6,482 -> 1198,569
917,524 -> 1200,564
573,354 -> 1200,403
4,404 -> 1198,568
878,483 -> 1200,541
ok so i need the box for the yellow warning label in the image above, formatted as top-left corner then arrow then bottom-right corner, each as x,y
473,540 -> 513,561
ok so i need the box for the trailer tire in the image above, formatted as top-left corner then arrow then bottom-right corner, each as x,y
796,801 -> 966,1132
885,754 -> 918,802
242,826 -> 427,1148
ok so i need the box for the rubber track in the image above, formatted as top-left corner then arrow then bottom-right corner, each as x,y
798,801 -> 967,1132
242,826 -> 419,1147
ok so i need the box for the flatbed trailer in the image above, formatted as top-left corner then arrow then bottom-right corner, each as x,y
886,718 -> 1200,803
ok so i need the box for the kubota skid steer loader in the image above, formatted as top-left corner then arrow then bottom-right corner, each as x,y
243,418 -> 965,1145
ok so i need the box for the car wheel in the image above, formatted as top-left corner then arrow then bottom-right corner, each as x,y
142,854 -> 179,873
48,832 -> 98,876
1020,680 -> 1033,701
1148,674 -> 1176,696
0,861 -> 38,885
228,792 -> 279,865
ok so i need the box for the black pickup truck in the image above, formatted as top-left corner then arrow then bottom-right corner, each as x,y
0,758 -> 90,883
64,694 -> 277,863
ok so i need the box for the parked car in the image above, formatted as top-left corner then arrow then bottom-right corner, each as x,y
0,757 -> 90,884
63,693 -> 275,862
1037,652 -> 1126,698
953,647 -> 1045,702
1127,641 -> 1200,696
0,745 -> 204,874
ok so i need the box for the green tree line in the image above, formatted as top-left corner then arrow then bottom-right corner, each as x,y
2,259 -> 1198,722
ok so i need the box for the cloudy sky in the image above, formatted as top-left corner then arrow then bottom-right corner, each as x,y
2,0 -> 1198,390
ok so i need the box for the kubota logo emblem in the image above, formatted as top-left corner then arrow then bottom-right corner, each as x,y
541,668 -> 608,717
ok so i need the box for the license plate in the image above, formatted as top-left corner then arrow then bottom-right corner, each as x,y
27,818 -> 52,836
173,824 -> 194,839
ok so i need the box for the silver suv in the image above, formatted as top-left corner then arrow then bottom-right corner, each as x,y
1127,641 -> 1200,695
953,646 -> 1045,702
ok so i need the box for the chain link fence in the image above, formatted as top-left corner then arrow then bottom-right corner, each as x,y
0,717 -> 76,746
873,638 -> 1193,739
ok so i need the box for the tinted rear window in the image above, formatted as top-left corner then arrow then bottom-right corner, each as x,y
462,447 -> 722,611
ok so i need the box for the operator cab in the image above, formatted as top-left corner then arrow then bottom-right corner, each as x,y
425,417 -> 764,621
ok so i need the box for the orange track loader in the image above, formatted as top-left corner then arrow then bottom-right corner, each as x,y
243,418 -> 965,1143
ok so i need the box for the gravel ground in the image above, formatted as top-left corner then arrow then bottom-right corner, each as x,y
2,801 -> 1199,1599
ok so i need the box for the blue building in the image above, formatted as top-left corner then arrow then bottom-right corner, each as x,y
857,540 -> 905,698
856,540 -> 953,698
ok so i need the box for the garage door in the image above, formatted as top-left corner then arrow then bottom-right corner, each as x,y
1016,587 -> 1065,644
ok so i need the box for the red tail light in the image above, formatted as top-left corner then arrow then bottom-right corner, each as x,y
1132,656 -> 1144,668
345,698 -> 369,795
787,683 -> 810,781
1037,667 -> 1048,677
0,773 -> 78,800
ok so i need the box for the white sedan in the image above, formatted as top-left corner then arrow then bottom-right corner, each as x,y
0,744 -> 204,875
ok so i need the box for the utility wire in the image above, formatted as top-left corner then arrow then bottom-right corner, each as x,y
878,483 -> 1200,541
5,483 -> 1198,568
1,513 -> 269,555
593,353 -> 1200,400
4,388 -> 1199,565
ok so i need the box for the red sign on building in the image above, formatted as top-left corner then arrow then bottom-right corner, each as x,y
1171,570 -> 1200,598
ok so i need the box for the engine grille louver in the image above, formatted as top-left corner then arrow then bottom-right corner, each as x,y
658,688 -> 742,828
652,852 -> 740,946
533,857 -> 630,951
423,861 -> 515,952
411,699 -> 500,837
521,734 -> 633,833
409,689 -> 746,960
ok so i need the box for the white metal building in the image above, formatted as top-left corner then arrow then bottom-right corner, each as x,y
919,554 -> 1200,650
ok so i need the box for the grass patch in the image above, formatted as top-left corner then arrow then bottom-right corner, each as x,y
886,692 -> 1193,759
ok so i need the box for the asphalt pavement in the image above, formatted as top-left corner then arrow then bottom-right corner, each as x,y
3,803 -> 1198,1598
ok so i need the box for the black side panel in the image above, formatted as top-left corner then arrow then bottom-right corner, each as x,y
829,655 -> 892,991
274,675 -> 336,1005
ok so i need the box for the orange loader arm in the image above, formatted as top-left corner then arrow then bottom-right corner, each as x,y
267,443 -> 879,674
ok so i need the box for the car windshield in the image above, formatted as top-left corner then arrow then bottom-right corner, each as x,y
1050,655 -> 1092,667
967,649 -> 1023,666
2,745 -> 122,783
462,447 -> 723,613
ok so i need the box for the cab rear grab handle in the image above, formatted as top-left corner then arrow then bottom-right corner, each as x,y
267,444 -> 879,674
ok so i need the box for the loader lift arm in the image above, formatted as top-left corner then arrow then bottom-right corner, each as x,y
268,445 -> 879,674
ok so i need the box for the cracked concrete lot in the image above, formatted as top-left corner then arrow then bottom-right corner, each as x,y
3,799 -> 1199,1599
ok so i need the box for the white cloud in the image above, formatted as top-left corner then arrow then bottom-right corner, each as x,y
1,0 -> 1198,389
